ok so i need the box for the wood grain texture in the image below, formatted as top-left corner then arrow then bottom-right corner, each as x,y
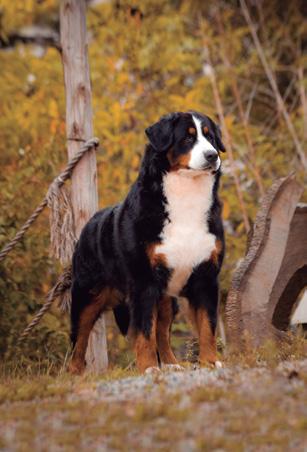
60,0 -> 108,372
225,175 -> 304,347
271,205 -> 307,330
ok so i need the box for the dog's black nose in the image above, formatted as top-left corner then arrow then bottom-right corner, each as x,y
204,150 -> 218,163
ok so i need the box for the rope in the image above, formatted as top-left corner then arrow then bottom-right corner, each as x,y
0,199 -> 48,262
0,137 -> 99,262
18,266 -> 72,343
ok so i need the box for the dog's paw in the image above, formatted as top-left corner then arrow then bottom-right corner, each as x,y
214,360 -> 223,369
161,364 -> 184,372
144,366 -> 161,375
199,360 -> 223,370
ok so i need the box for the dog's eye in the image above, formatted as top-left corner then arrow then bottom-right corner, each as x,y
203,126 -> 213,142
203,126 -> 209,136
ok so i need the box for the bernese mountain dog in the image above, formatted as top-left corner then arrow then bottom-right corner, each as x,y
69,111 -> 225,375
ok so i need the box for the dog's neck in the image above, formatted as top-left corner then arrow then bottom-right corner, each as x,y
161,171 -> 214,219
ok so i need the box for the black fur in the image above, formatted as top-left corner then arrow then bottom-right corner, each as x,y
70,111 -> 225,367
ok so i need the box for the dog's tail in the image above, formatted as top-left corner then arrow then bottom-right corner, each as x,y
113,303 -> 130,336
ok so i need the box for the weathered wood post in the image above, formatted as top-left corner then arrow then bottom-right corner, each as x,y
60,0 -> 108,372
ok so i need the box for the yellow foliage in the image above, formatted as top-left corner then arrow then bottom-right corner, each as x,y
222,200 -> 230,220
48,99 -> 58,119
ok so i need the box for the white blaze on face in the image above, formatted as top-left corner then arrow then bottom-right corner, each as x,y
188,115 -> 221,171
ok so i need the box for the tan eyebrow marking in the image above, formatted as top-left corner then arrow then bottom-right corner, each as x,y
188,127 -> 196,135
203,126 -> 209,134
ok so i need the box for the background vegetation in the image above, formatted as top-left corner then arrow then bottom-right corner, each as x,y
0,0 -> 306,372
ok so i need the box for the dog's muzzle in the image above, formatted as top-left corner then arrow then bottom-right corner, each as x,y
203,150 -> 220,172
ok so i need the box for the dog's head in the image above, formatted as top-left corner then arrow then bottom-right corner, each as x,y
145,111 -> 225,173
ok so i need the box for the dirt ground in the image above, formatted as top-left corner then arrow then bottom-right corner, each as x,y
0,359 -> 307,451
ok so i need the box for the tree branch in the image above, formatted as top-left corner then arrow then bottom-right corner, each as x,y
240,0 -> 306,170
0,25 -> 60,51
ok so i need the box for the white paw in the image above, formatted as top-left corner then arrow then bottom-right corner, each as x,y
144,366 -> 161,375
162,364 -> 185,372
215,360 -> 223,369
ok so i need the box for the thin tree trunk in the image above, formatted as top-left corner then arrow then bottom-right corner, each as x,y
204,46 -> 251,234
60,0 -> 108,373
240,0 -> 307,170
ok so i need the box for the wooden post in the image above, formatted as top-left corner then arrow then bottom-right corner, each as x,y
60,0 -> 108,373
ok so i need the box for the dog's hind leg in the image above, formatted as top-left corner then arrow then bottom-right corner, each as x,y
157,296 -> 178,366
69,283 -> 108,375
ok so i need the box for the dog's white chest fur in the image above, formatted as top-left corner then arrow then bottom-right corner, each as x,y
156,171 -> 216,296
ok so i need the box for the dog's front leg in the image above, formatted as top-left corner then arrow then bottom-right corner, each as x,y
157,296 -> 178,365
186,265 -> 220,367
131,285 -> 160,374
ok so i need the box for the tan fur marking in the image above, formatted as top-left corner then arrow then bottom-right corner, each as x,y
69,288 -> 115,374
134,311 -> 158,372
92,287 -> 122,310
188,306 -> 217,365
157,296 -> 178,364
187,303 -> 197,329
197,308 -> 217,364
175,152 -> 192,169
146,243 -> 167,267
188,127 -> 196,135
210,239 -> 223,266
167,147 -> 193,171
203,126 -> 209,134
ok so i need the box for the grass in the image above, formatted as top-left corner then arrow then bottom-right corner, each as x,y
190,386 -> 226,403
0,365 -> 138,404
224,330 -> 307,368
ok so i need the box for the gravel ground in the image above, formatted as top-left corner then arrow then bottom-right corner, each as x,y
74,359 -> 307,403
1,360 -> 307,451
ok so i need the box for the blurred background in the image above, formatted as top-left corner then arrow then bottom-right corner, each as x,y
0,0 -> 306,372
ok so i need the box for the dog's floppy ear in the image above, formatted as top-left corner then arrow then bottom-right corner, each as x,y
214,124 -> 226,152
145,113 -> 179,151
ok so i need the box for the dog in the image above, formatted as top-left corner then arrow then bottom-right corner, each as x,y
69,111 -> 225,374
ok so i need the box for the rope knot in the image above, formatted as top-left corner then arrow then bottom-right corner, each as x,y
85,137 -> 99,149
